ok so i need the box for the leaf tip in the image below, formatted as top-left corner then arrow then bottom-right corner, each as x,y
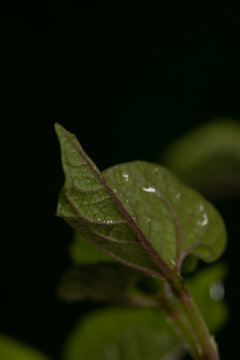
54,122 -> 64,137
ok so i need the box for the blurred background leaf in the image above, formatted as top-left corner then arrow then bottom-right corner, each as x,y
181,254 -> 199,275
0,335 -> 51,360
70,233 -> 113,265
59,257 -> 227,359
58,262 -> 158,307
185,263 -> 228,333
161,119 -> 240,200
63,227 -> 228,333
61,308 -> 184,360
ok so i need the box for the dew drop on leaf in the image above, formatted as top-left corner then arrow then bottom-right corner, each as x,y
142,186 -> 156,193
122,173 -> 129,181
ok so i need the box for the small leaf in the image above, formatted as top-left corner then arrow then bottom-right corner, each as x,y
55,123 -> 227,275
161,119 -> 240,199
58,262 -> 157,306
0,335 -> 51,360
71,233 -> 112,265
181,254 -> 198,275
62,308 -> 184,360
186,263 -> 228,333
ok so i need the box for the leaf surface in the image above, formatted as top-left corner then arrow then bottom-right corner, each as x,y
62,308 -> 184,360
0,335 -> 51,360
59,259 -> 228,334
58,262 -> 157,306
55,124 -> 226,273
61,265 -> 227,360
161,119 -> 240,199
104,161 -> 227,267
186,264 -> 228,333
71,233 -> 112,264
55,123 -> 161,276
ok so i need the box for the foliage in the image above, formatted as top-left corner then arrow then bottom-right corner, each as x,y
54,123 -> 228,360
61,264 -> 227,360
0,335 -> 51,360
55,123 -> 226,275
0,121 -> 230,360
62,308 -> 184,360
161,119 -> 240,199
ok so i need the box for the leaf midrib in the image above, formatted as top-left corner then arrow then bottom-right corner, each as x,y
60,125 -> 173,279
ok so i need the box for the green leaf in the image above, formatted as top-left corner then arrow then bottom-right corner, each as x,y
103,162 -> 227,268
62,308 -> 184,360
186,263 -> 228,333
58,262 -> 158,306
161,119 -> 240,199
181,254 -> 199,275
58,261 -> 228,334
55,123 -> 226,274
71,233 -> 112,265
0,335 -> 51,360
61,264 -> 227,360
55,123 -> 161,277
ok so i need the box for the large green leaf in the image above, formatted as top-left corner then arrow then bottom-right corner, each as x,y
58,262 -> 158,306
161,119 -> 240,199
55,123 -> 226,275
55,124 -> 160,277
61,308 -> 184,360
0,335 -> 51,360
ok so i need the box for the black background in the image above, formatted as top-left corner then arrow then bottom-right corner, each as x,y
0,3 -> 240,359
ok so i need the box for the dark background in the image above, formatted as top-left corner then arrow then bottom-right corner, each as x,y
0,3 -> 240,359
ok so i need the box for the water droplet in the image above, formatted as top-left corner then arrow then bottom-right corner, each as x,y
122,172 -> 129,181
209,281 -> 225,301
143,186 -> 156,193
170,259 -> 176,266
198,213 -> 208,227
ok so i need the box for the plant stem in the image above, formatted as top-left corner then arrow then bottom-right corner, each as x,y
169,275 -> 219,360
158,283 -> 201,359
